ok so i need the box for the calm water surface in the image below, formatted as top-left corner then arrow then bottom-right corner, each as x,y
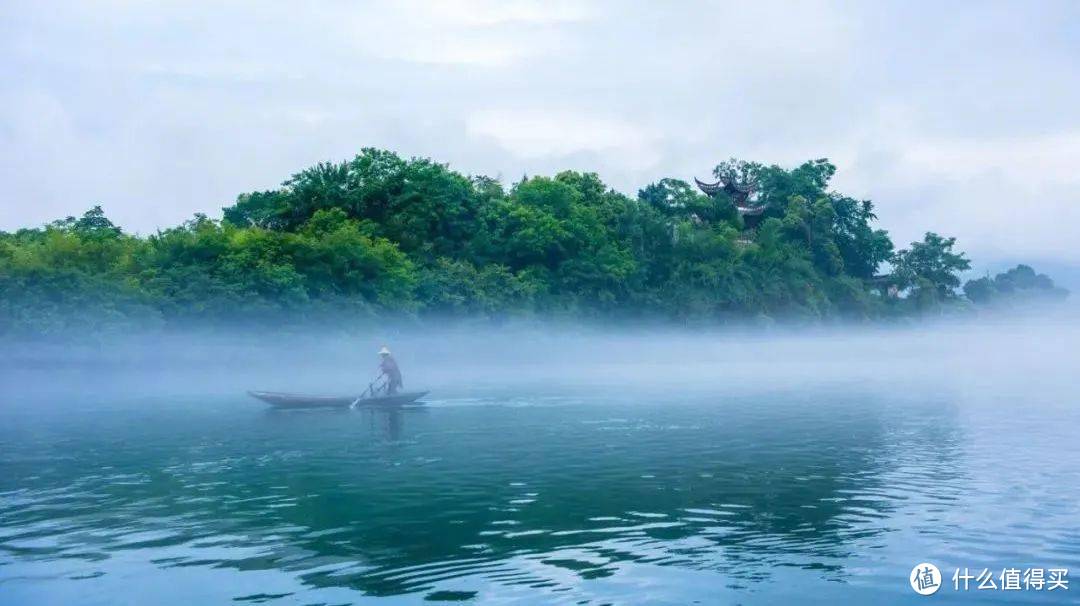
1,373 -> 1078,604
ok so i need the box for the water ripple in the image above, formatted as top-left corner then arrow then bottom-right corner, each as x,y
1,388 -> 1078,604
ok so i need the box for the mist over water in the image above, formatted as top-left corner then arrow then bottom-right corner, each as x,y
5,307 -> 1079,397
2,313 -> 1079,604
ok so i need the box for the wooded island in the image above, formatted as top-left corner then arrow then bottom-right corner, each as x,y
0,149 -> 1067,337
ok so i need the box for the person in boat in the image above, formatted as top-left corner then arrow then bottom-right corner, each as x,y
377,346 -> 403,396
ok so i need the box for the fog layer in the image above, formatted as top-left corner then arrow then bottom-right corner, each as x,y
3,309 -> 1077,405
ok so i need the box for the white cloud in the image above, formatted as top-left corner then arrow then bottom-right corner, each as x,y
422,0 -> 594,27
376,37 -> 536,68
1,0 -> 1078,270
468,109 -> 660,169
899,132 -> 1080,189
337,0 -> 591,67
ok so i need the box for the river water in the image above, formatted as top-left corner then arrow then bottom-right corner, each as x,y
1,322 -> 1078,604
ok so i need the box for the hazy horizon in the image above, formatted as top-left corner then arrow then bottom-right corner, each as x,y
5,309 -> 1077,405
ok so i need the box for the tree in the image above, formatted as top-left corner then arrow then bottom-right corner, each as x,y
829,196 -> 893,279
963,264 -> 1069,306
892,233 -> 971,308
9,149 -> 1064,337
962,276 -> 995,304
638,178 -> 737,226
223,149 -> 485,260
0,207 -> 158,337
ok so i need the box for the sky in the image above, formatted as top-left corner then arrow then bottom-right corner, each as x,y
2,0 -> 1078,281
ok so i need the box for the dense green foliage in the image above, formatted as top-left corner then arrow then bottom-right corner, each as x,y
890,232 -> 972,310
0,149 -> 1067,337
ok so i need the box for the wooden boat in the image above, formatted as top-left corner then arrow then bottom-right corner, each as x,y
248,390 -> 428,409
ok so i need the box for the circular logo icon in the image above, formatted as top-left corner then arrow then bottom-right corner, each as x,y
910,562 -> 942,596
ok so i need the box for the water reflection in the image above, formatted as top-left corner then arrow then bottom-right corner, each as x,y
262,405 -> 422,443
0,385 -> 1068,604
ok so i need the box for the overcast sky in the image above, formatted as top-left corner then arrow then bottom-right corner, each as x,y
2,0 -> 1078,276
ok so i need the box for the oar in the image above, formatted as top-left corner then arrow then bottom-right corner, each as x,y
351,377 -> 386,408
351,380 -> 377,408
